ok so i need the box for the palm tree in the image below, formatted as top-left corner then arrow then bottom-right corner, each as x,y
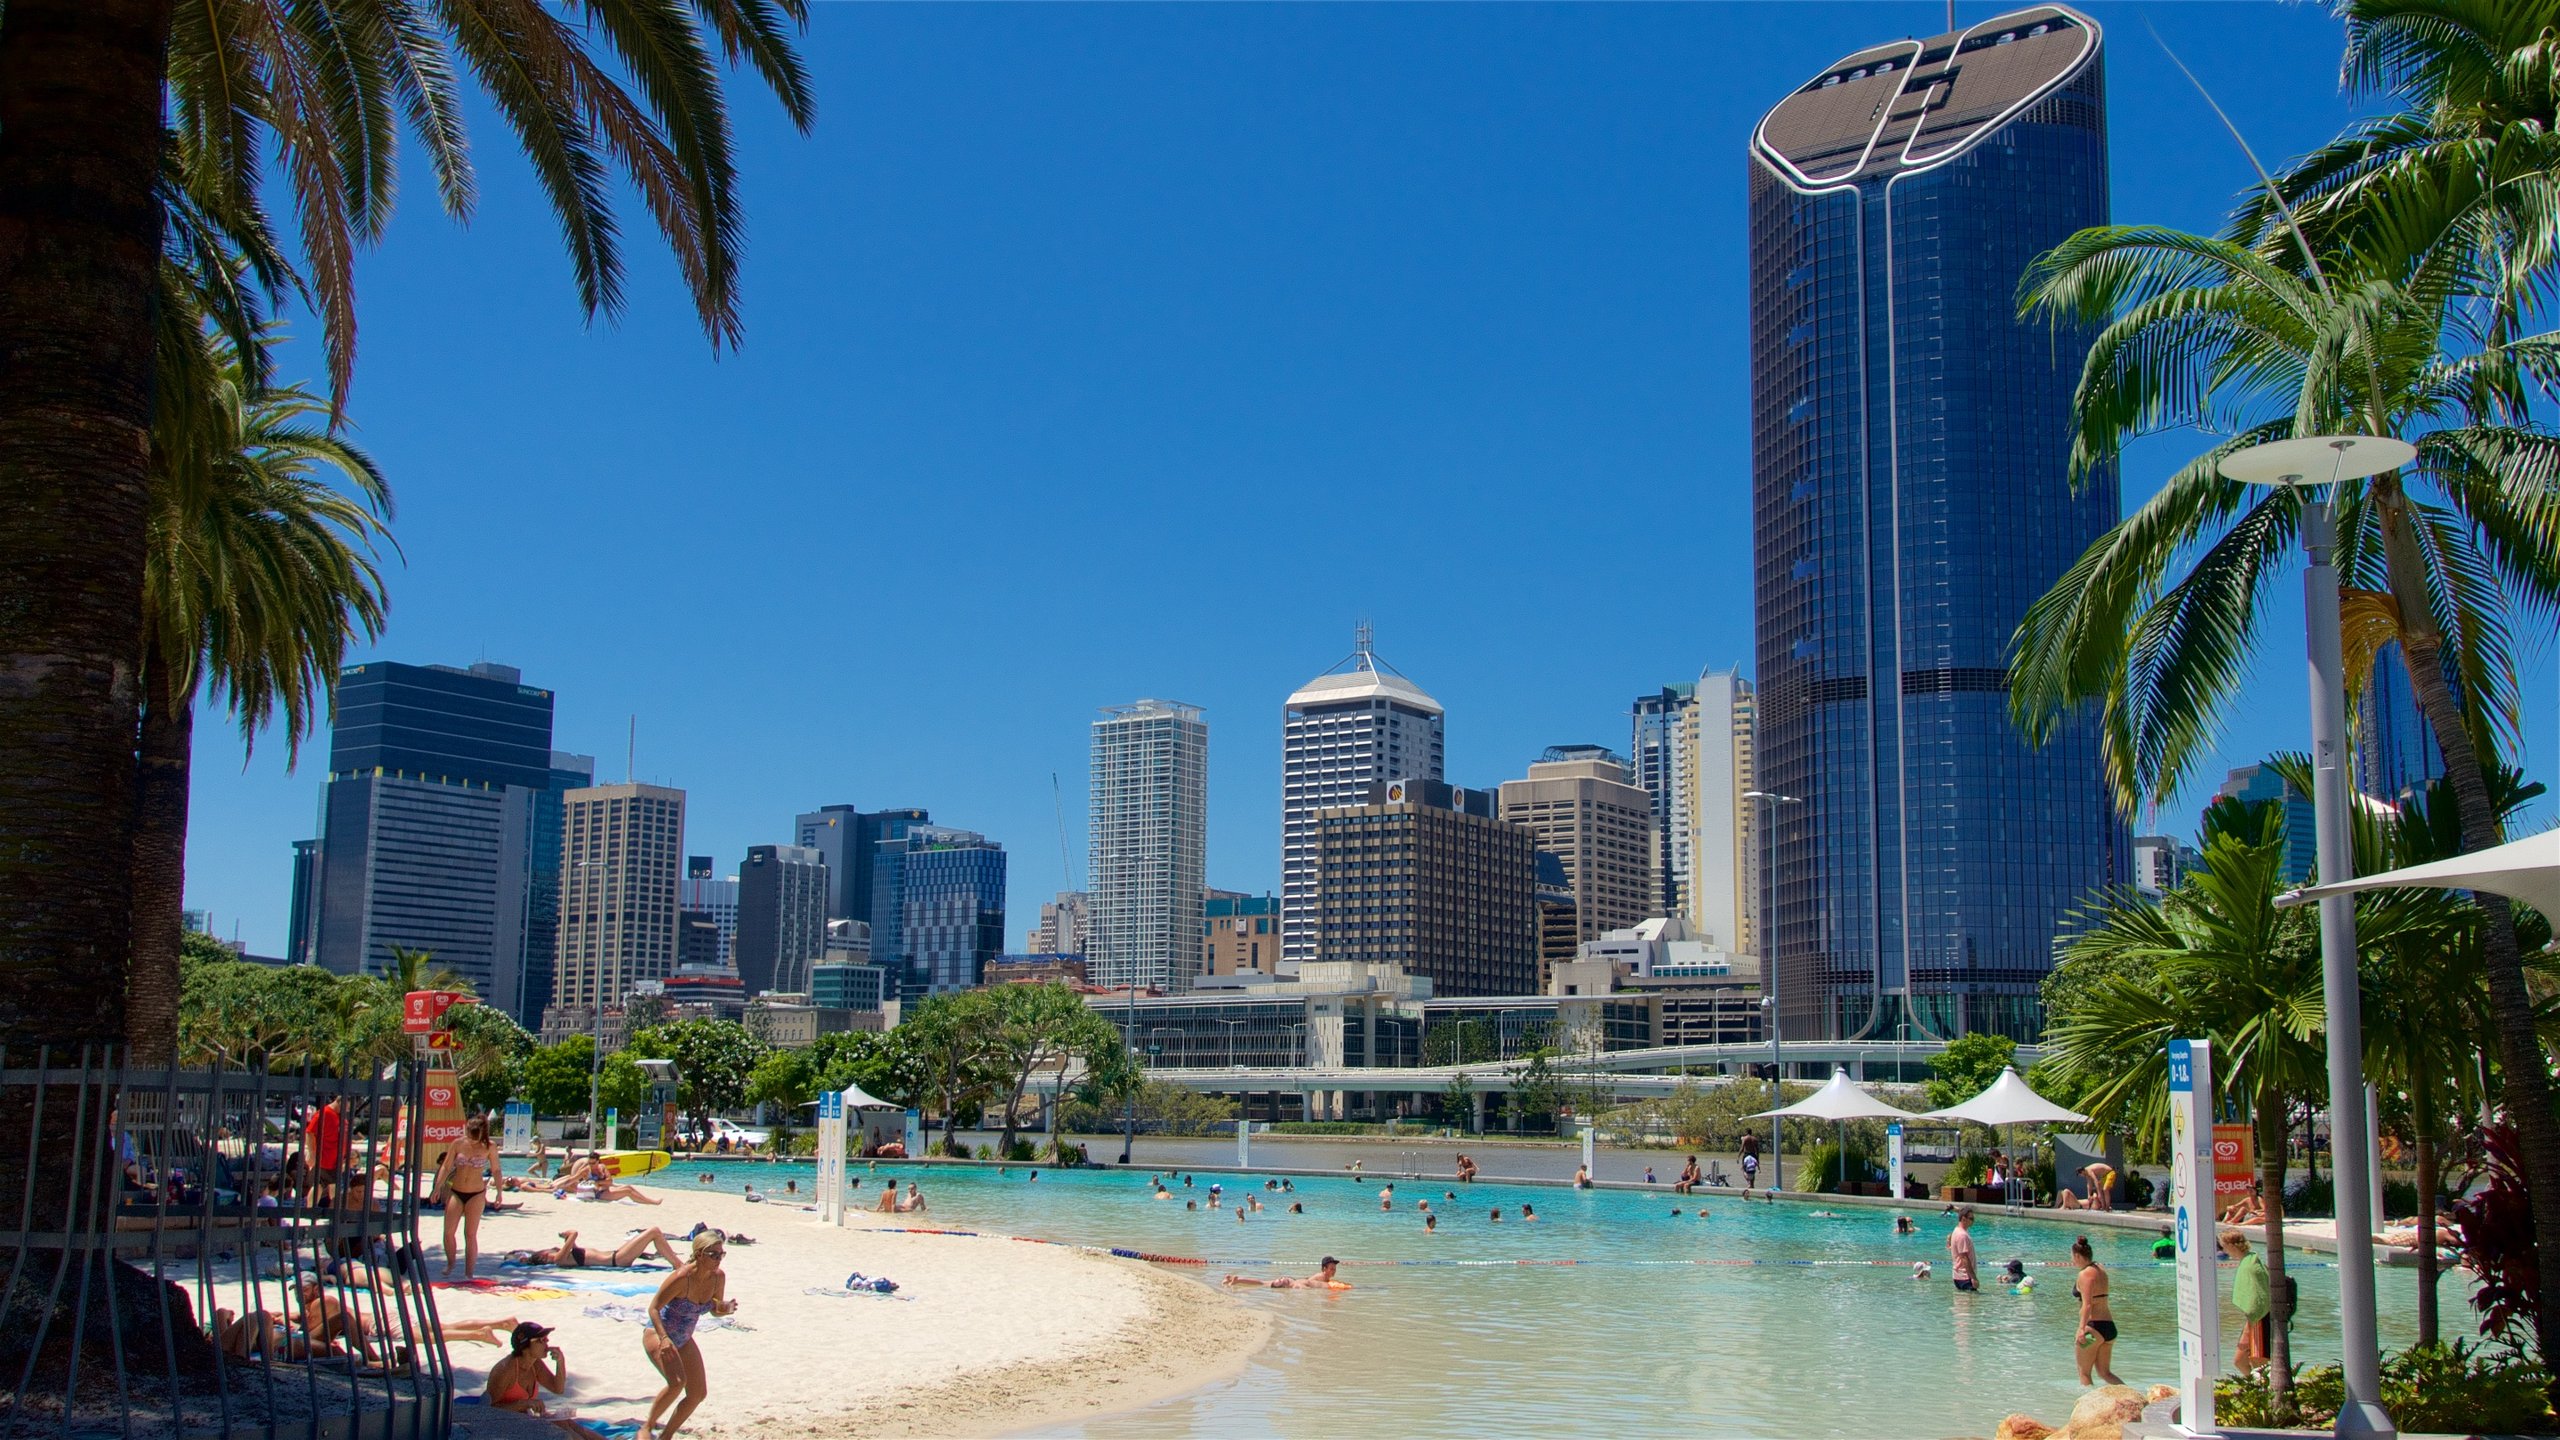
0,0 -> 812,1059
2012,187 -> 2560,1367
2043,802 -> 2328,1413
384,946 -> 473,998
127,312 -> 393,1064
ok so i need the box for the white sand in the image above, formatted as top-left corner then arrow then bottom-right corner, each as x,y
426,1188 -> 1268,1437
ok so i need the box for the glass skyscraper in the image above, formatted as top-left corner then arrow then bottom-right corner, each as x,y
871,826 -> 1007,999
1749,5 -> 2124,1041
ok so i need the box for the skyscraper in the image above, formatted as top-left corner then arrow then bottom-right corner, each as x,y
734,844 -> 829,996
1313,779 -> 1538,998
1750,6 -> 2124,1041
794,804 -> 927,923
514,750 -> 595,1023
677,855 -> 739,970
547,783 -> 685,1028
1630,684 -> 1696,920
1498,747 -> 1658,985
1030,891 -> 1089,956
871,827 -> 1007,998
1088,699 -> 1209,994
1281,627 -> 1445,969
2356,641 -> 2446,804
1684,669 -> 1758,954
304,661 -> 564,1021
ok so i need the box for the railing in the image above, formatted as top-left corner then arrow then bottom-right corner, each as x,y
0,1045 -> 451,1439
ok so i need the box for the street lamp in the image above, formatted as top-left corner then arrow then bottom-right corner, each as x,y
2220,432 -> 2413,1440
1118,970 -> 1141,1165
573,858 -> 606,1144
1743,789 -> 1800,1191
1215,1017 -> 1248,1069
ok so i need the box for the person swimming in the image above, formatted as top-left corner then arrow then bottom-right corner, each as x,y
1521,1203 -> 1537,1222
1225,1257 -> 1351,1291
1895,1215 -> 1918,1235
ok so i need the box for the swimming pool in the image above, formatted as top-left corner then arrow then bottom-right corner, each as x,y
639,1159 -> 2425,1438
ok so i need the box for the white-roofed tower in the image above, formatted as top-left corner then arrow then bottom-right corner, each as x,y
1280,626 -> 1444,970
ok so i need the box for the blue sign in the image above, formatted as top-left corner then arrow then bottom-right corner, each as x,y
2168,1039 -> 2193,1094
1886,1121 -> 1902,1137
819,1091 -> 841,1121
2176,1204 -> 2190,1254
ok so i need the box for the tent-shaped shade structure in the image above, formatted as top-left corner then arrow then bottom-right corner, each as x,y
2276,829 -> 2559,921
1754,1068 -> 1920,1121
1920,1067 -> 2089,1127
839,1082 -> 901,1111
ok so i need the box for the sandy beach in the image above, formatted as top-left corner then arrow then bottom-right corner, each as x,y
399,1185 -> 1266,1437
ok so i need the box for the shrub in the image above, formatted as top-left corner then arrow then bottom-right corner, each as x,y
1004,1139 -> 1037,1162
2215,1342 -> 2552,1432
1944,1153 -> 1989,1189
2284,1174 -> 2336,1218
2453,1122 -> 2540,1358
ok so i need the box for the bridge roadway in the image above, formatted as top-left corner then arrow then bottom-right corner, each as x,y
1028,1038 -> 2044,1100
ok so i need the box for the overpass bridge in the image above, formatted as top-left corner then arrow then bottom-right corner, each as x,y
1030,1038 -> 2042,1102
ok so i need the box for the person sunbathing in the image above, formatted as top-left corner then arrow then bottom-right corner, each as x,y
571,1175 -> 661,1205
895,1183 -> 927,1214
294,1275 -> 374,1362
2221,1186 -> 2266,1226
438,1315 -> 524,1346
511,1227 -> 680,1269
1225,1257 -> 1351,1290
213,1307 -> 313,1361
2376,1219 -> 2461,1250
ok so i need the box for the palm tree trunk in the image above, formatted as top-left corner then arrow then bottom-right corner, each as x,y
0,0 -> 172,1054
127,636 -> 191,1066
2415,1104 -> 2439,1349
2259,1084 -> 2295,1415
2371,487 -> 2560,1370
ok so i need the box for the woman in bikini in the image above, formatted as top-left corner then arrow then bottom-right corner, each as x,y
510,1227 -> 680,1269
488,1322 -> 606,1438
2069,1235 -> 2122,1386
433,1116 -> 499,1279
641,1231 -> 737,1440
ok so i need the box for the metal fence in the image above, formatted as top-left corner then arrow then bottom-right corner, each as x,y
0,1045 -> 452,1440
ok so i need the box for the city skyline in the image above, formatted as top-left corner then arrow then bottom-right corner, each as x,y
174,3 -> 2557,961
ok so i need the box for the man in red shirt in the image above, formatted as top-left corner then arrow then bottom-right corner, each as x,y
305,1099 -> 347,1205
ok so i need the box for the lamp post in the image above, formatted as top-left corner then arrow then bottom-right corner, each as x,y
1118,972 -> 1140,1165
1743,790 -> 1800,1191
1216,1017 -> 1248,1069
2220,433 -> 2413,1440
574,858 -> 606,1143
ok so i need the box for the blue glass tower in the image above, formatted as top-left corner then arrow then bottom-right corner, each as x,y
1750,6 -> 2125,1041
871,826 -> 1007,999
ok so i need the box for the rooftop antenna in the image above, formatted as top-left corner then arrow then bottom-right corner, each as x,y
626,715 -> 636,784
1052,772 -> 1079,891
1947,0 -> 1955,34
1354,619 -> 1375,669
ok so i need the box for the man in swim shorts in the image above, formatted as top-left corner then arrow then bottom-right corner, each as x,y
1225,1257 -> 1350,1290
1947,1207 -> 1979,1293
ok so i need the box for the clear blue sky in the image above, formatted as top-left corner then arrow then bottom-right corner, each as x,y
183,1 -> 2559,955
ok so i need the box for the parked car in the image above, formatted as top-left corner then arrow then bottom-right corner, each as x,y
695,1116 -> 770,1150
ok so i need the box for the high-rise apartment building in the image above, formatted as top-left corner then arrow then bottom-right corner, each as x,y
1684,669 -> 1757,954
1281,628 -> 1445,969
548,783 -> 685,1028
871,826 -> 1007,998
1630,685 -> 1696,921
303,661 -> 570,1024
2213,765 -> 2317,883
2131,835 -> 2199,897
678,855 -> 739,970
1030,891 -> 1089,956
1088,699 -> 1210,994
1313,780 -> 1538,998
2356,642 -> 2446,805
1750,6 -> 2123,1041
1498,748 -> 1658,983
734,844 -> 829,996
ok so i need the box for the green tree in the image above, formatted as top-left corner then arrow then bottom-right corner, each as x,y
1923,1033 -> 2017,1110
625,1016 -> 768,1140
1506,1048 -> 1566,1133
126,328 -> 391,1063
2041,807 -> 2328,1414
0,0 -> 814,1067
900,990 -> 1002,1156
2013,171 -> 2560,1360
1440,1071 -> 1478,1132
519,1036 -> 601,1119
806,1030 -> 928,1111
1423,1018 -> 1497,1067
596,1050 -> 650,1124
443,1001 -> 534,1116
385,946 -> 469,997
980,984 -> 1121,1157
745,1047 -> 817,1116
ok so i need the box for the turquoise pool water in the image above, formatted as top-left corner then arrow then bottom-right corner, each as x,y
636,1160 -> 2425,1439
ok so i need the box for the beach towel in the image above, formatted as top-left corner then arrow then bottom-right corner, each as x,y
580,1302 -> 753,1332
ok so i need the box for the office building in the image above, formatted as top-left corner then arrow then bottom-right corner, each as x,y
1630,684 -> 1696,920
2131,835 -> 2199,897
1203,892 -> 1281,978
1750,6 -> 2123,1040
286,839 -> 319,965
678,856 -> 738,970
1685,669 -> 1757,954
1312,779 -> 1540,998
1535,853 -> 1578,979
1282,626 -> 1445,969
872,826 -> 1007,997
2357,641 -> 2446,805
811,961 -> 889,1012
1088,699 -> 1210,994
304,661 -> 570,1022
2213,765 -> 2317,883
1031,891 -> 1089,957
823,918 -> 872,964
677,911 -> 724,972
791,807 -> 931,927
734,844 -> 828,996
663,964 -> 747,1022
514,750 -> 593,1025
547,783 -> 685,1028
1498,748 -> 1658,975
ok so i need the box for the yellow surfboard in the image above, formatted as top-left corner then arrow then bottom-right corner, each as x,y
600,1150 -> 672,1179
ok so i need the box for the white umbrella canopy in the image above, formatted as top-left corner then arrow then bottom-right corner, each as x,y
1921,1067 -> 2089,1127
840,1082 -> 900,1111
2276,828 -> 2559,921
1754,1068 -> 1921,1121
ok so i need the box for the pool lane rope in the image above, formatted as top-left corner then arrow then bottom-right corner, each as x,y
865,1229 -> 2340,1270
